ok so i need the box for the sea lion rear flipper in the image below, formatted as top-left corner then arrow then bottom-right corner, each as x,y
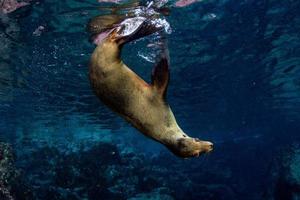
151,54 -> 170,98
115,18 -> 164,45
87,14 -> 125,36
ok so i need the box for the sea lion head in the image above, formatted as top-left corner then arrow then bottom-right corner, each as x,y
167,137 -> 213,158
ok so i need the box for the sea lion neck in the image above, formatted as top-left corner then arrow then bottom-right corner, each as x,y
93,39 -> 122,66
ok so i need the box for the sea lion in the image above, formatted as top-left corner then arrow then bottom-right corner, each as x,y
88,15 -> 213,158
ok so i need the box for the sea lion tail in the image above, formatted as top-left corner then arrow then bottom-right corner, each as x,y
87,15 -> 162,45
87,14 -> 125,44
87,15 -> 124,35
113,18 -> 164,45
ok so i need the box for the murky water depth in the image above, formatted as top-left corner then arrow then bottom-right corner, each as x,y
0,0 -> 300,199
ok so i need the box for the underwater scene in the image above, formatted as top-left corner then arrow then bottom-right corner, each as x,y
0,0 -> 300,199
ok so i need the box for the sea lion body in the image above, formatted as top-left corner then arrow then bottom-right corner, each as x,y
90,40 -> 181,143
89,16 -> 213,158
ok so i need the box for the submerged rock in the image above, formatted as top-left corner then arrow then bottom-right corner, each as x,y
10,141 -> 252,200
0,142 -> 19,200
264,145 -> 300,200
128,192 -> 174,200
0,0 -> 30,14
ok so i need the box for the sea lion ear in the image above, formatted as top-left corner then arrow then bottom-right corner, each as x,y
151,55 -> 170,98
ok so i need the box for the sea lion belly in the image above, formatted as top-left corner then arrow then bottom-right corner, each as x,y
89,40 -> 164,139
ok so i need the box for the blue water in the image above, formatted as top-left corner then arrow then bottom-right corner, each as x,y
0,0 -> 300,199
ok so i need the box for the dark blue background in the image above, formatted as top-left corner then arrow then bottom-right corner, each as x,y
0,0 -> 299,199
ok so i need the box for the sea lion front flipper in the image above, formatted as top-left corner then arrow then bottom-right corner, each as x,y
151,54 -> 170,98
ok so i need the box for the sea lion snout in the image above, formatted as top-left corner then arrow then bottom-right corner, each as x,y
200,140 -> 213,153
168,137 -> 213,158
